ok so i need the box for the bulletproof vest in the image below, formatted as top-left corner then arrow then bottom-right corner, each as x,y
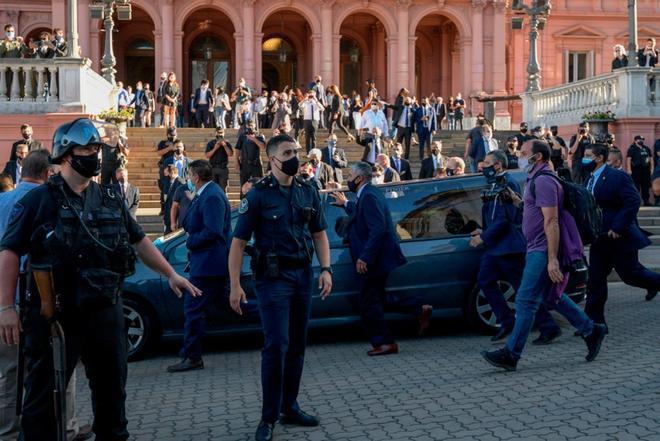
48,176 -> 136,277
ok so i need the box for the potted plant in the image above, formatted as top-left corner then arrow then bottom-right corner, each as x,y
582,111 -> 616,141
98,108 -> 135,132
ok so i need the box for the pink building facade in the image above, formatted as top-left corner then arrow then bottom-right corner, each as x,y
1,0 -> 659,126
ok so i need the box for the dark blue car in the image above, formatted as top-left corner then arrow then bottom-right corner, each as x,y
122,172 -> 587,360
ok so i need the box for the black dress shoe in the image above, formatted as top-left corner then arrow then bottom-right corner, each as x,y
166,358 -> 204,373
71,425 -> 94,441
280,409 -> 320,427
491,325 -> 512,342
532,329 -> 562,345
584,323 -> 606,362
646,289 -> 658,301
481,347 -> 517,371
255,421 -> 274,441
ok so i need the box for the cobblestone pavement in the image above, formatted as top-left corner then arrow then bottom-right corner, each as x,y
76,283 -> 660,441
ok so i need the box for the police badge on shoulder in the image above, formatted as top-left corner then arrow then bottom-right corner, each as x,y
239,198 -> 249,214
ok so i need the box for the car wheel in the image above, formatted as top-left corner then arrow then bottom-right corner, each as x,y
467,281 -> 516,332
123,296 -> 159,361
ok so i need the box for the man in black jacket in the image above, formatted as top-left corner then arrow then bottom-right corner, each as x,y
419,142 -> 448,179
130,82 -> 150,127
2,143 -> 27,184
9,124 -> 43,161
193,79 -> 214,128
390,143 -> 412,181
321,134 -> 348,185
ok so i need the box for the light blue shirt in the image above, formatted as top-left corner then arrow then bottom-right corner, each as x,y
587,164 -> 607,194
196,180 -> 212,196
0,181 -> 40,239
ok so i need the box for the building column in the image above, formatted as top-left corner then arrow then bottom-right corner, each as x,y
242,0 -> 256,88
375,23 -> 386,92
174,31 -> 183,82
311,33 -> 322,81
492,0 -> 507,95
52,0 -> 66,32
408,36 -> 416,95
90,29 -> 100,73
387,37 -> 397,100
161,0 -> 174,72
471,0 -> 486,114
396,0 -> 410,89
254,32 -> 263,92
320,2 -> 334,83
332,34 -> 341,89
153,30 -> 162,88
77,0 -> 90,58
440,26 -> 451,99
234,33 -> 244,85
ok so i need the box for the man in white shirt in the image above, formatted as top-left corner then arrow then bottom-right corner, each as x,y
116,81 -> 129,111
359,102 -> 389,138
302,92 -> 324,153
255,90 -> 269,130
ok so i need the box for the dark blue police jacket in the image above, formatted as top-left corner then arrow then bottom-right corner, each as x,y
592,165 -> 651,251
480,174 -> 527,256
344,183 -> 407,275
183,181 -> 231,277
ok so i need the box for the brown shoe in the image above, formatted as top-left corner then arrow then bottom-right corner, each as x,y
367,343 -> 399,356
418,305 -> 433,335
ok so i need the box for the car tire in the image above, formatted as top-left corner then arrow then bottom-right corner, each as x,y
466,281 -> 516,333
123,296 -> 160,362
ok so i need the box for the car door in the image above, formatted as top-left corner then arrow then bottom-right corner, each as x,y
384,177 -> 486,313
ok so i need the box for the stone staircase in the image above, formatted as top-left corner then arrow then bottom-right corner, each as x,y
638,206 -> 660,246
126,127 -> 488,237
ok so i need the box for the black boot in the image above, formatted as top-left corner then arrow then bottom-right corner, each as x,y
481,347 -> 518,371
255,421 -> 274,441
583,323 -> 606,362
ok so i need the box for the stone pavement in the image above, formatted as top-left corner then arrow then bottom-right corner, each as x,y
75,283 -> 660,441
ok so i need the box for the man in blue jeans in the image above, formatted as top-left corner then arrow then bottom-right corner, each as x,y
482,140 -> 606,371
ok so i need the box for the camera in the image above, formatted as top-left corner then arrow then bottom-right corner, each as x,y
481,175 -> 513,203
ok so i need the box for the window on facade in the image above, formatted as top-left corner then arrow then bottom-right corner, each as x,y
566,51 -> 593,83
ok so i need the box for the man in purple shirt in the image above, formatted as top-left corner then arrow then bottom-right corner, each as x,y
481,140 -> 606,371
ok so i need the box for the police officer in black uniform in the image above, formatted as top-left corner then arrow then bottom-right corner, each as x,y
236,120 -> 266,189
205,126 -> 233,192
228,134 -> 333,441
0,118 -> 200,441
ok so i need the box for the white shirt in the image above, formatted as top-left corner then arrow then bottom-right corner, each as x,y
127,92 -> 135,108
302,99 -> 320,121
397,106 -> 411,128
255,96 -> 268,114
198,87 -> 208,105
360,109 -> 388,134
366,138 -> 382,164
117,89 -> 128,108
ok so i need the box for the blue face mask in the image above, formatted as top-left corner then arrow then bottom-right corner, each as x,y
187,180 -> 195,192
328,140 -> 337,147
581,157 -> 593,165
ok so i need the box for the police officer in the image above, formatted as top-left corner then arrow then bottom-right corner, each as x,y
0,118 -> 200,440
470,151 -> 561,344
236,120 -> 266,189
228,134 -> 332,441
205,127 -> 233,192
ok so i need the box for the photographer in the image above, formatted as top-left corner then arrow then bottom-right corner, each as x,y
205,127 -> 234,192
470,151 -> 560,343
235,120 -> 265,190
569,122 -> 595,184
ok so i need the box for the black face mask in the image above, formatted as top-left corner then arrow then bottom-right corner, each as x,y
347,176 -> 361,193
216,135 -> 224,140
446,168 -> 455,176
482,165 -> 497,183
520,128 -> 528,134
70,153 -> 101,178
275,156 -> 300,177
300,173 -> 311,180
22,133 -> 31,140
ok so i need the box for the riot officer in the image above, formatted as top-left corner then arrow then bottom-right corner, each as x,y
228,134 -> 333,441
0,118 -> 199,441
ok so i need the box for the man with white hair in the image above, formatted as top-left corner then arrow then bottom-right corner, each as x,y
376,154 -> 400,183
307,148 -> 334,189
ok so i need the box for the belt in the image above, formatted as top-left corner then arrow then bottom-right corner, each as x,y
255,255 -> 310,273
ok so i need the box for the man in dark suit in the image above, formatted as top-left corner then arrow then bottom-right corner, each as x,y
9,124 -> 44,161
114,167 -> 140,220
419,141 -> 448,179
2,142 -> 27,184
582,143 -> 660,327
163,164 -> 186,234
386,88 -> 409,140
357,127 -> 385,165
193,79 -> 214,128
394,97 -> 415,159
331,162 -> 432,356
168,160 -> 232,373
390,143 -> 412,181
321,134 -> 348,184
376,154 -> 400,183
130,81 -> 150,127
308,148 -> 335,189
414,97 -> 437,160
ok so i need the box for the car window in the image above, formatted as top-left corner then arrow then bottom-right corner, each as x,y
391,185 -> 483,241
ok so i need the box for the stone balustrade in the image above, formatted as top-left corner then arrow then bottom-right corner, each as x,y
0,58 -> 113,115
522,67 -> 660,127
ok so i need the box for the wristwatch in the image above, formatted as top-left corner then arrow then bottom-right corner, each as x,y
320,266 -> 333,275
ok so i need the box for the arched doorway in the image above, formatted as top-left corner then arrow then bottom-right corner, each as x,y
414,15 -> 459,100
339,13 -> 388,99
261,10 -> 311,91
182,8 -> 235,100
106,5 -> 155,87
262,37 -> 296,91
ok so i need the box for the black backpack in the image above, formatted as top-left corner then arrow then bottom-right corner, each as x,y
529,170 -> 602,245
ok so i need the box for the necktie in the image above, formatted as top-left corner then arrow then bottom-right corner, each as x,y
395,159 -> 401,172
404,108 -> 409,127
587,174 -> 596,193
